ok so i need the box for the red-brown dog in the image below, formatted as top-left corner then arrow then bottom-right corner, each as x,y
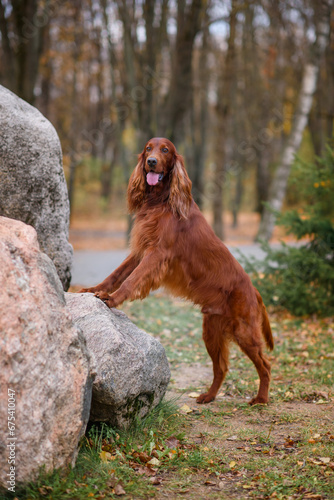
80,138 -> 273,405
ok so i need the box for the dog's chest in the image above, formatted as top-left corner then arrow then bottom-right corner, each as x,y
130,214 -> 163,252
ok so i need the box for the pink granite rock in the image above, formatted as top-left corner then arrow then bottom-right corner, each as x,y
0,216 -> 93,488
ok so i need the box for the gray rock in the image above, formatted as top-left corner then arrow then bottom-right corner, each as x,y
65,292 -> 171,428
0,85 -> 73,290
0,217 -> 94,486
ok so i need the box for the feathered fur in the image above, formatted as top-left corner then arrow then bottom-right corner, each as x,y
80,137 -> 273,405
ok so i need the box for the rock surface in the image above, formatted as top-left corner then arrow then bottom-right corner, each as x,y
0,85 -> 72,290
65,292 -> 171,428
0,217 -> 93,487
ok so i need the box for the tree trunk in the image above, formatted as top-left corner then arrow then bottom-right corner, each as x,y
164,0 -> 205,145
232,175 -> 243,228
190,13 -> 210,208
67,2 -> 82,220
0,0 -> 47,103
212,1 -> 237,240
257,0 -> 333,241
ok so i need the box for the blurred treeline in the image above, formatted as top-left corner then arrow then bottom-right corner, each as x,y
0,0 -> 333,238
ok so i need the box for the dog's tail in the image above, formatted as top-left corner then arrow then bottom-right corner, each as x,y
255,288 -> 274,351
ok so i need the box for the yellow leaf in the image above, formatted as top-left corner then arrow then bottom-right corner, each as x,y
188,392 -> 201,398
319,457 -> 330,464
100,451 -> 112,462
179,404 -> 192,414
229,461 -> 236,468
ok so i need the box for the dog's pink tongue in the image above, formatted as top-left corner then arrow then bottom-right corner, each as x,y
146,172 -> 160,186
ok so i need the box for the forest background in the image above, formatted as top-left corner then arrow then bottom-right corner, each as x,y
1,0 -> 333,244
1,3 -> 334,498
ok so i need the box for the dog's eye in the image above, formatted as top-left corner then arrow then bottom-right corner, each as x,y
162,147 -> 168,153
146,146 -> 152,151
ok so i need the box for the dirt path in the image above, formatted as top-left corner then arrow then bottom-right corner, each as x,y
158,362 -> 334,499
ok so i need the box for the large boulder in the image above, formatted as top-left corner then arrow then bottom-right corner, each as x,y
65,293 -> 171,428
0,217 -> 93,487
0,85 -> 72,290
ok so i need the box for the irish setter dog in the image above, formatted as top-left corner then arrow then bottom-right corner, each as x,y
80,138 -> 273,405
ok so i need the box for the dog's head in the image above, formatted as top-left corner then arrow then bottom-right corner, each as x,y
127,137 -> 192,219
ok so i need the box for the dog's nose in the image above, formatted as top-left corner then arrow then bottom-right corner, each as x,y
147,157 -> 157,168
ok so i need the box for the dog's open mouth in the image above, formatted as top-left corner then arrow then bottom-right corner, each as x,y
146,172 -> 164,186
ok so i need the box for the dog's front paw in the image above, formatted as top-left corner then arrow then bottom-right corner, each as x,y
196,392 -> 215,404
94,290 -> 110,301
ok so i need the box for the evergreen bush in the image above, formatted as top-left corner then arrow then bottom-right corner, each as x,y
242,148 -> 334,316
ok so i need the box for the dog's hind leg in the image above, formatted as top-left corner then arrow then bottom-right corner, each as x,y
234,322 -> 271,405
197,314 -> 229,404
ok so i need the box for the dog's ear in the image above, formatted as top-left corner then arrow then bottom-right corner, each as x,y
127,151 -> 146,213
169,153 -> 192,219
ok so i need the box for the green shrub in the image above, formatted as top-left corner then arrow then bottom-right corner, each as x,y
243,147 -> 334,316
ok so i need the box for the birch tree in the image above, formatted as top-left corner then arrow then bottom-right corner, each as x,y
257,0 -> 333,241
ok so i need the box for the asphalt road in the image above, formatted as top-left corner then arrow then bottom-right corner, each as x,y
71,244 -> 275,287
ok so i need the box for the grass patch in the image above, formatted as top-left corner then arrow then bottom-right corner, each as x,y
3,295 -> 333,499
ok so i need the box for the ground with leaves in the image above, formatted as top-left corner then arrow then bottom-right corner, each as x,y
5,294 -> 334,500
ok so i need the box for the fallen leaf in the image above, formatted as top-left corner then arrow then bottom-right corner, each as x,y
149,476 -> 162,485
132,451 -> 150,463
114,484 -> 126,496
204,480 -> 216,486
319,457 -> 330,464
227,435 -> 238,441
166,436 -> 180,449
134,465 -> 149,475
100,451 -> 112,462
188,392 -> 201,398
147,457 -> 161,466
316,392 -> 329,400
179,404 -> 192,414
229,461 -> 236,468
307,458 -> 322,465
